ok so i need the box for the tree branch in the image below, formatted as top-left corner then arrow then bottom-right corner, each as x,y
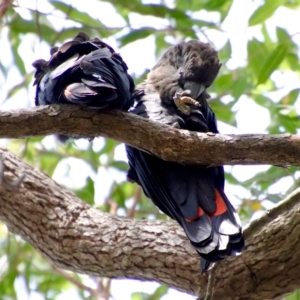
0,105 -> 299,166
1,146 -> 300,299
0,0 -> 12,20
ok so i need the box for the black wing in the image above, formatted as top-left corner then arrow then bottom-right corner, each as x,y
33,32 -> 134,110
126,40 -> 244,272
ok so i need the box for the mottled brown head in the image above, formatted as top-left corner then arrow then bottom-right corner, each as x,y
153,40 -> 221,88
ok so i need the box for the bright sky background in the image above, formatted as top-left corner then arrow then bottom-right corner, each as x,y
1,0 -> 300,299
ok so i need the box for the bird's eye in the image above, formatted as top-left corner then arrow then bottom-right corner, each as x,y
179,70 -> 184,76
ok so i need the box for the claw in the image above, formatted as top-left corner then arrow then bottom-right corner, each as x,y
173,90 -> 200,115
171,122 -> 181,128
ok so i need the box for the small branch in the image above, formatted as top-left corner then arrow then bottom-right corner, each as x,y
0,105 -> 299,166
50,262 -> 95,295
0,0 -> 12,20
243,186 -> 300,240
127,186 -> 142,218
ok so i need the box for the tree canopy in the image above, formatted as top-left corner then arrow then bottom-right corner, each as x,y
1,0 -> 300,299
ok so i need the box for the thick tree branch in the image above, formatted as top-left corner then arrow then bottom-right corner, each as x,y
1,146 -> 300,299
0,105 -> 299,166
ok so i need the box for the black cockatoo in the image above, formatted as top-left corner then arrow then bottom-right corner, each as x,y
33,32 -> 134,110
126,40 -> 244,272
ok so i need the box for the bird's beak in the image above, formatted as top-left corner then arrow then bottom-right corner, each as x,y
183,82 -> 205,99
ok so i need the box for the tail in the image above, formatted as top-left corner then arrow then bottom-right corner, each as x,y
126,147 -> 244,273
180,188 -> 244,273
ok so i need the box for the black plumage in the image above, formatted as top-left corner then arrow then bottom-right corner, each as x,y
32,32 -> 134,110
126,40 -> 244,272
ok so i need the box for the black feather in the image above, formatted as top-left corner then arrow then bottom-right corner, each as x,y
126,40 -> 244,272
32,32 -> 134,141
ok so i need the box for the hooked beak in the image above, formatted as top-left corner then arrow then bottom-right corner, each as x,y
183,82 -> 205,99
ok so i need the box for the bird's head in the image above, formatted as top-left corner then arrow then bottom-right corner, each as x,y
178,41 -> 221,85
151,40 -> 221,100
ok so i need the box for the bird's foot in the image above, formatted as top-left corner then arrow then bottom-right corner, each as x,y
173,90 -> 200,115
171,122 -> 181,128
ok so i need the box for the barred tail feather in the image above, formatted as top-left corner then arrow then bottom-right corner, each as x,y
181,189 -> 244,272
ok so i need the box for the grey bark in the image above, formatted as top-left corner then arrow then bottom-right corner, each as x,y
0,105 -> 299,166
1,146 -> 300,300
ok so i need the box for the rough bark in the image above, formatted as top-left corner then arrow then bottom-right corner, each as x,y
0,105 -> 299,166
1,146 -> 300,300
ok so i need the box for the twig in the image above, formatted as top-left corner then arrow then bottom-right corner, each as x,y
0,0 -> 12,20
204,266 -> 216,300
108,199 -> 118,215
243,186 -> 300,240
50,262 -> 95,295
127,186 -> 142,218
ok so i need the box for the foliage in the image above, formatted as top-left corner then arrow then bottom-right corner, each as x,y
1,0 -> 300,299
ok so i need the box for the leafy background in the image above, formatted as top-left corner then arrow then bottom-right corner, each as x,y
1,0 -> 300,299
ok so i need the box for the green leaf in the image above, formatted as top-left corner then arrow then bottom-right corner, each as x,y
286,289 -> 300,300
248,39 -> 269,77
286,53 -> 300,71
203,0 -> 233,20
148,285 -> 169,300
249,0 -> 285,26
174,0 -> 232,16
210,100 -> 236,126
261,23 -> 274,48
50,1 -> 106,28
9,15 -> 56,43
230,69 -> 251,99
214,74 -> 232,91
38,274 -> 70,293
276,27 -> 291,44
218,40 -> 232,62
75,176 -> 95,205
110,160 -> 130,172
111,181 -> 136,207
257,43 -> 289,85
219,0 -> 233,20
131,285 -> 168,300
203,0 -> 232,11
9,30 -> 26,75
281,89 -> 300,105
5,73 -> 33,101
242,166 -> 283,190
155,33 -> 170,57
37,151 -> 62,176
119,29 -> 154,47
277,112 -> 300,134
284,0 -> 300,8
109,2 -> 186,19
0,269 -> 18,297
252,95 -> 274,108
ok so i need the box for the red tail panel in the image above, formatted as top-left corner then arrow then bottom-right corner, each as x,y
185,206 -> 204,222
210,189 -> 227,216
